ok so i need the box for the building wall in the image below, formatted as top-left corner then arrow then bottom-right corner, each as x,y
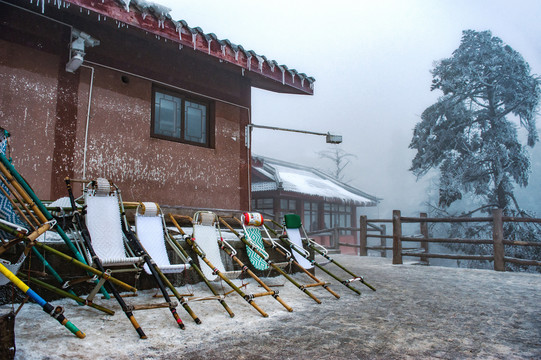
0,4 -> 251,210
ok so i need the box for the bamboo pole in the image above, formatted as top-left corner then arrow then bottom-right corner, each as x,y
0,262 -> 85,338
185,235 -> 268,317
65,178 -> 146,339
266,220 -> 374,294
34,242 -> 137,292
224,216 -> 334,302
167,214 -> 235,318
0,155 -> 110,299
27,276 -> 115,315
216,237 -> 294,312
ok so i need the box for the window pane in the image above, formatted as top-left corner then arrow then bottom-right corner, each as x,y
184,101 -> 207,143
154,92 -> 181,138
288,200 -> 296,210
280,199 -> 287,210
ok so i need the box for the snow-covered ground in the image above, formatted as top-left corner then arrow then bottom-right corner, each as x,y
5,255 -> 541,359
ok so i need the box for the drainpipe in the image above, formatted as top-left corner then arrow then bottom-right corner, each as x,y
81,64 -> 95,181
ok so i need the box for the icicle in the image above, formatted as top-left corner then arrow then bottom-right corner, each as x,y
278,66 -> 285,85
221,44 -> 226,57
192,33 -> 197,50
246,54 -> 252,71
300,76 -> 305,87
98,14 -> 101,21
142,12 -> 147,20
256,55 -> 264,73
207,39 -> 212,55
30,0 -> 33,4
234,50 -> 239,61
179,44 -> 183,50
121,0 -> 130,11
291,72 -> 295,83
41,0 -> 45,13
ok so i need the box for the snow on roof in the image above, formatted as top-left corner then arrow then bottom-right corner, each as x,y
50,0 -> 314,94
275,165 -> 375,205
252,156 -> 379,206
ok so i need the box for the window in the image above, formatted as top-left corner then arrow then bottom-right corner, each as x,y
253,198 -> 274,214
304,201 -> 319,232
151,87 -> 212,147
324,203 -> 352,234
278,199 -> 297,223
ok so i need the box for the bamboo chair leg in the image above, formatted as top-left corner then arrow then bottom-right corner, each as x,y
190,242 -> 268,318
168,215 -> 235,317
220,217 -> 322,304
220,245 -> 293,312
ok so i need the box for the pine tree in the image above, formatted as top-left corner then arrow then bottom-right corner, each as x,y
410,30 -> 540,212
410,30 -> 541,271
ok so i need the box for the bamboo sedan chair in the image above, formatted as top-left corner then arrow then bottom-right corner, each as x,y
68,177 -> 196,332
0,131 -> 127,311
275,214 -> 376,295
221,212 -> 340,303
134,202 -> 201,325
170,211 -> 291,317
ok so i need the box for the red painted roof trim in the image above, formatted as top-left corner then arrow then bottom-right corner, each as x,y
62,0 -> 314,95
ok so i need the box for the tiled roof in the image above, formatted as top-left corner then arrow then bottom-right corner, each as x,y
252,155 -> 380,206
55,0 -> 315,95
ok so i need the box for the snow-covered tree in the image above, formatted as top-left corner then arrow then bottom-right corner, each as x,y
317,146 -> 356,183
410,30 -> 540,213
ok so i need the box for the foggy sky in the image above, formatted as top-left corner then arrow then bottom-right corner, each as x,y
159,0 -> 541,217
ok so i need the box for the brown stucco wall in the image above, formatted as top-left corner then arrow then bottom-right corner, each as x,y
1,3 -> 251,210
72,66 -> 249,209
0,39 -> 60,199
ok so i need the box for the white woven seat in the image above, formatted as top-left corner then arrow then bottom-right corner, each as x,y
85,189 -> 143,267
135,203 -> 190,275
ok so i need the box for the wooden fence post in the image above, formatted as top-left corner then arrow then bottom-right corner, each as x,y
492,208 -> 505,271
380,224 -> 387,258
392,210 -> 402,264
359,215 -> 367,256
420,212 -> 429,265
333,226 -> 340,252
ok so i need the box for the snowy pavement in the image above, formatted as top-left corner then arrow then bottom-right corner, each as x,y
8,255 -> 541,359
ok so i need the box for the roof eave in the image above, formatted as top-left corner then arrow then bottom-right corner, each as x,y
63,0 -> 314,95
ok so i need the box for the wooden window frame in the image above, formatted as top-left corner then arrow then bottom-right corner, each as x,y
151,86 -> 214,148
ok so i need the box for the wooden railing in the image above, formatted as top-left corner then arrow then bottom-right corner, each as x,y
358,209 -> 541,271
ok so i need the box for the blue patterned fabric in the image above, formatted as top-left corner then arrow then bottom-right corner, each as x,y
0,136 -> 26,239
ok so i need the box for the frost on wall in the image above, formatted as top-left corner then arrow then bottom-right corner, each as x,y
0,67 -> 58,199
71,83 -> 243,208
